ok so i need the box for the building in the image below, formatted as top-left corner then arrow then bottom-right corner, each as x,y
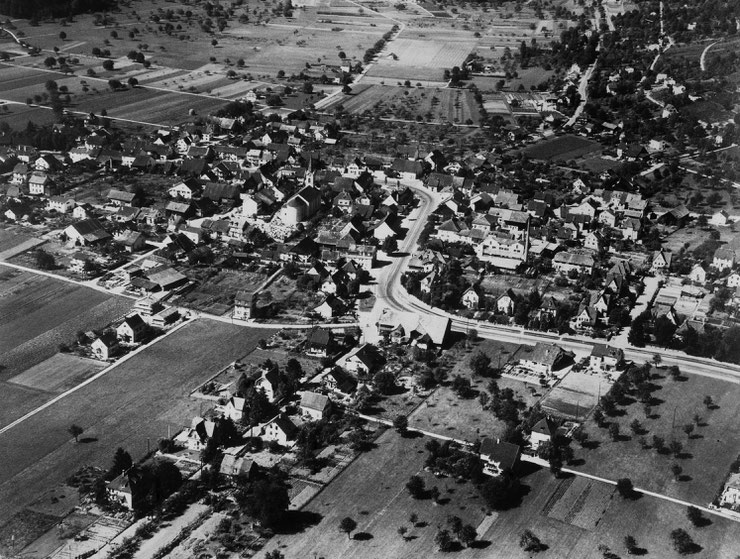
219,454 -> 258,480
233,290 -> 256,321
91,333 -> 119,360
255,366 -> 281,403
516,343 -> 568,376
529,417 -> 559,451
479,438 -> 520,477
712,247 -> 735,271
553,251 -> 595,274
719,473 -> 740,507
258,415 -> 299,446
64,218 -> 111,246
651,250 -> 672,273
306,326 -> 332,357
337,343 -> 382,375
107,472 -> 135,510
462,286 -> 481,309
116,314 -> 147,343
47,196 -> 75,213
299,391 -> 331,421
589,344 -> 624,372
276,186 -> 321,226
376,308 -> 451,348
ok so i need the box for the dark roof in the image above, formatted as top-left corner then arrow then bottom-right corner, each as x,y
479,438 -> 520,470
307,326 -> 332,347
203,182 -> 240,201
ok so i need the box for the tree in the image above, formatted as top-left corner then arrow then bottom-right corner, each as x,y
339,516 -> 357,539
398,525 -> 408,539
373,370 -> 396,394
671,463 -> 683,481
469,350 -> 491,376
459,524 -> 477,547
519,529 -> 545,552
382,236 -> 398,254
703,395 -> 714,409
687,506 -> 704,527
669,439 -> 683,457
629,419 -> 642,434
430,486 -> 441,503
44,56 -> 56,67
670,528 -> 697,554
68,424 -> 84,442
92,47 -> 102,57
393,414 -> 408,435
480,470 -> 521,510
683,424 -> 694,439
235,476 -> 290,528
608,422 -> 620,441
127,77 -> 138,88
211,39 -> 219,47
406,475 -> 425,499
35,249 -> 55,270
435,529 -> 453,552
652,435 -> 665,452
624,535 -> 638,555
59,31 -> 67,40
110,447 -> 133,477
616,478 -> 635,499
592,408 -> 605,427
102,59 -> 114,71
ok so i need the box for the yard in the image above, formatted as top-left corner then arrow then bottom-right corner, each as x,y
0,318 -> 271,539
542,369 -> 610,420
177,268 -> 269,316
571,369 -> 740,506
521,134 -> 603,162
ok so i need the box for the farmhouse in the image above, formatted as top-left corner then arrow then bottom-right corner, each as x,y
257,415 -> 299,446
219,454 -> 258,480
553,251 -> 595,274
337,343 -> 383,375
64,218 -> 111,246
255,366 -> 281,403
479,438 -> 520,477
529,417 -> 559,451
107,472 -> 135,510
47,196 -> 75,213
233,290 -> 256,321
306,326 -> 332,357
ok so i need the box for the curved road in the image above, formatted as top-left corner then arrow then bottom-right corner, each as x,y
376,183 -> 740,384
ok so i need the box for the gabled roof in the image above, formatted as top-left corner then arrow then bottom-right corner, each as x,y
300,391 -> 331,413
479,438 -> 519,470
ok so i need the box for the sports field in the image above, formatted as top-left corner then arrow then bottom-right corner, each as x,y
0,318 -> 270,541
542,369 -> 607,419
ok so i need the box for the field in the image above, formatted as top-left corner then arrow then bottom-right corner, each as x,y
8,353 -> 105,394
0,268 -> 132,382
0,318 -> 271,541
0,227 -> 41,260
320,83 -> 482,124
258,427 -> 740,558
522,135 -> 603,162
366,37 -> 476,82
572,370 -> 740,505
542,369 -> 608,419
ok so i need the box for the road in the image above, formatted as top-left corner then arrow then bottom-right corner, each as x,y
700,41 -> 719,72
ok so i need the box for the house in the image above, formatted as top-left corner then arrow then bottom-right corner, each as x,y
651,250 -> 672,273
306,326 -> 332,357
107,189 -> 142,207
255,365 -> 281,403
688,264 -> 707,285
116,314 -> 147,343
711,210 -> 731,227
322,367 -> 358,397
553,251 -> 595,274
116,230 -> 146,253
497,289 -> 517,315
337,343 -> 382,375
584,231 -> 606,251
64,218 -> 111,246
107,472 -> 135,510
68,252 -> 92,276
719,473 -> 740,507
91,333 -> 119,360
168,179 -> 201,200
314,294 -> 344,319
571,305 -> 598,330
219,454 -> 258,480
589,344 -> 624,372
233,290 -> 256,321
462,285 -> 481,309
28,172 -> 55,196
277,186 -> 321,226
479,438 -> 520,477
420,270 -> 437,294
47,196 -> 75,213
516,343 -> 568,376
34,154 -> 63,172
11,162 -> 28,185
376,308 -> 451,348
259,415 -> 299,446
72,203 -> 94,220
391,158 -> 424,181
712,247 -> 735,271
529,417 -> 560,451
727,273 -> 740,288
221,396 -> 247,423
299,391 -> 332,421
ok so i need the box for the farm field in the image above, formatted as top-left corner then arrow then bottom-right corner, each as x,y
571,370 -> 740,505
321,84 -> 482,124
366,37 -> 476,82
522,134 -> 603,161
8,353 -> 105,395
0,318 -> 271,543
0,227 -> 35,257
542,369 -> 608,419
0,268 -> 133,381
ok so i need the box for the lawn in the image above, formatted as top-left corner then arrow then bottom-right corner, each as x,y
0,268 -> 133,382
0,318 -> 271,533
542,369 -> 609,419
571,369 -> 740,505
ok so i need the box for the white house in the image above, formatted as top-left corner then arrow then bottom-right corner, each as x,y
462,286 -> 481,309
47,196 -> 75,213
91,334 -> 119,360
589,344 -> 624,372
712,247 -> 735,271
497,289 -> 517,315
688,264 -> 707,285
299,391 -> 331,421
116,314 -> 147,343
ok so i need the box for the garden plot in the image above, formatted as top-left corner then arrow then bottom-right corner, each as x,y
542,369 -> 608,419
9,354 -> 105,394
544,476 -> 615,530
